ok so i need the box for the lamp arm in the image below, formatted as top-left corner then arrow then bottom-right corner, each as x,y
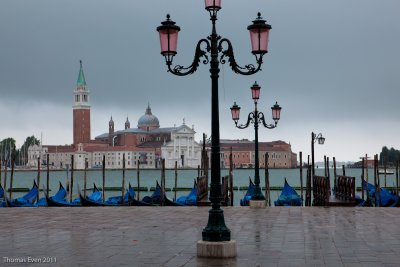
235,112 -> 255,129
167,39 -> 210,76
218,38 -> 263,76
258,112 -> 276,129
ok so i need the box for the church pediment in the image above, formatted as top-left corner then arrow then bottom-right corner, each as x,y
173,124 -> 195,135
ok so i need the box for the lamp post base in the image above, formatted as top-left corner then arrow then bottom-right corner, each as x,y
249,200 -> 266,208
197,240 -> 237,258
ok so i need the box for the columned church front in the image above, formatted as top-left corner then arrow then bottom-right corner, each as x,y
161,123 -> 201,168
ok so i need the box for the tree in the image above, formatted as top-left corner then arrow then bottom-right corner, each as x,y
380,146 -> 400,166
18,136 -> 40,166
0,138 -> 16,163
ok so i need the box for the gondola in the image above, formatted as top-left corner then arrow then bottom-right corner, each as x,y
142,181 -> 183,206
3,181 -> 39,207
79,184 -> 110,206
37,182 -> 68,207
0,184 -> 4,207
363,181 -> 399,207
79,184 -> 135,206
45,182 -> 81,207
240,178 -> 255,206
274,179 -> 302,206
128,183 -> 152,206
105,183 -> 137,205
176,180 -> 197,206
0,184 -> 4,199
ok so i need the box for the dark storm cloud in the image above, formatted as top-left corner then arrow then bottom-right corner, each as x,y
0,0 -> 399,160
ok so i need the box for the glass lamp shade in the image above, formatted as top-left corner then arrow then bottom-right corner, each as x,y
230,102 -> 241,121
271,101 -> 281,122
157,14 -> 181,57
247,12 -> 272,55
205,0 -> 221,11
318,136 -> 325,145
251,82 -> 261,101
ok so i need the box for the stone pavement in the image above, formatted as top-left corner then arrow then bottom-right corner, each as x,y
1,207 -> 400,266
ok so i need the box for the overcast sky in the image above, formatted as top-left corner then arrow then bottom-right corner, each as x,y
1,0 -> 399,162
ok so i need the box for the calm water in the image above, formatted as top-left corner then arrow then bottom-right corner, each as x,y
2,167 -> 397,206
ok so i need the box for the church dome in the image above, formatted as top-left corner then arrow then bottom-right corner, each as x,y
138,104 -> 160,131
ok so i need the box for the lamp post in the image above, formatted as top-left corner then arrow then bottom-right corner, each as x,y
157,2 -> 272,243
230,82 -> 281,202
311,132 -> 325,177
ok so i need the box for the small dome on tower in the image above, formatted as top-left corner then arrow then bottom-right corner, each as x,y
138,104 -> 160,131
109,116 -> 114,126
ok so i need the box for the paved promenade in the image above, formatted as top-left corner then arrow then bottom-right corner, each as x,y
0,207 -> 400,266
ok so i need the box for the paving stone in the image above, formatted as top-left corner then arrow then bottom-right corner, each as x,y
0,207 -> 400,266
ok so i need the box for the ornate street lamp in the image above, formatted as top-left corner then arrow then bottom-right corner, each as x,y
157,3 -> 272,243
230,82 -> 281,202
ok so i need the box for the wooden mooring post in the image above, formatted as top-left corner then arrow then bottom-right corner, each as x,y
46,154 -> 50,196
373,154 -> 378,207
161,158 -> 166,206
229,147 -> 234,206
66,164 -> 69,196
0,160 -> 7,201
70,155 -> 74,203
305,155 -> 311,206
84,158 -> 87,198
102,155 -> 105,202
384,157 -> 387,188
37,156 -> 41,202
121,153 -> 125,206
326,157 -> 330,190
265,152 -> 271,207
174,161 -> 178,201
299,152 -> 303,206
376,155 -> 381,207
333,157 -> 337,192
9,150 -> 15,200
361,157 -> 364,201
137,160 -> 140,201
396,160 -> 399,196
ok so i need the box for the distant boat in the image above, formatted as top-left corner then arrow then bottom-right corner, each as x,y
378,169 -> 394,175
237,163 -> 253,169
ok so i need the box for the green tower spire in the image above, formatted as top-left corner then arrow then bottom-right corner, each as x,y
77,60 -> 86,86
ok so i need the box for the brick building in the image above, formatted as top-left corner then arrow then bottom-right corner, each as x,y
216,139 -> 297,169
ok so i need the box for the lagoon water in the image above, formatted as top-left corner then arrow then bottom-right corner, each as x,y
2,167 -> 396,206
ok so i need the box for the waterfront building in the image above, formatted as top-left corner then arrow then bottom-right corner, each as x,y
216,139 -> 297,169
160,121 -> 202,168
94,108 -> 202,169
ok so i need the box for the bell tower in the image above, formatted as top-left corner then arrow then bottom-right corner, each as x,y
73,60 -> 91,144
125,116 -> 130,130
